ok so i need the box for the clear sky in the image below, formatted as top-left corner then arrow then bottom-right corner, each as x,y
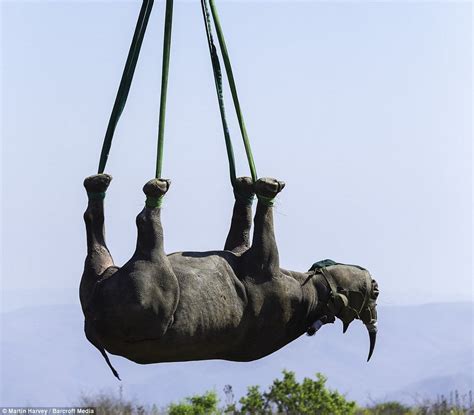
1,1 -> 472,311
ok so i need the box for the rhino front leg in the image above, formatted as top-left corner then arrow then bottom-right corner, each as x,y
243,177 -> 285,278
224,177 -> 255,254
80,174 -> 116,306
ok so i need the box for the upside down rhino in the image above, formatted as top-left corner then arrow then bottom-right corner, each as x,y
80,174 -> 379,379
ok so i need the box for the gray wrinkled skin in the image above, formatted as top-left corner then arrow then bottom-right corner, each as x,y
80,174 -> 376,370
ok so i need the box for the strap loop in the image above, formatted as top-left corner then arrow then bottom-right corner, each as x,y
87,192 -> 106,201
256,195 -> 275,207
146,196 -> 164,208
234,189 -> 255,206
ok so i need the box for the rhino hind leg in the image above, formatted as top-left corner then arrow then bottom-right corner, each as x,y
224,177 -> 255,254
243,177 -> 285,279
81,174 -> 116,306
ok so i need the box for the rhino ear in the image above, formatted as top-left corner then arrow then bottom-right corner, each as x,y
333,293 -> 349,311
342,321 -> 350,334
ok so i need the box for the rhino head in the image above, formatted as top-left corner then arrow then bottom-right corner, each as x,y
307,261 -> 379,361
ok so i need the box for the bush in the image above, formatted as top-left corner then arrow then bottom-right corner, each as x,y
240,370 -> 356,415
78,386 -> 162,415
78,386 -> 137,415
168,391 -> 220,415
356,401 -> 413,415
239,385 -> 268,414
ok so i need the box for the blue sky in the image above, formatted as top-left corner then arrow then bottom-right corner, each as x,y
1,1 -> 472,311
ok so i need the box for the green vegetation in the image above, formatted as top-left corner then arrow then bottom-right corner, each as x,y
78,371 -> 473,414
239,370 -> 355,414
168,391 -> 220,415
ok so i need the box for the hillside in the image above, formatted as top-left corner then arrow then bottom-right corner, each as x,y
1,302 -> 472,407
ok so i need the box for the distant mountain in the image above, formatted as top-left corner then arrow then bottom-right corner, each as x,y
387,373 -> 474,405
1,302 -> 472,407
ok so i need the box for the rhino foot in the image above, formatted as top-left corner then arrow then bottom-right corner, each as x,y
254,177 -> 285,199
84,174 -> 112,193
143,178 -> 171,198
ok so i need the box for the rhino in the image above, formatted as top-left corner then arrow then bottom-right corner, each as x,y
80,174 -> 379,379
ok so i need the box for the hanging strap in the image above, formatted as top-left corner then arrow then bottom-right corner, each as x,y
201,0 -> 258,184
155,0 -> 174,179
98,0 -> 154,174
200,0 -> 236,186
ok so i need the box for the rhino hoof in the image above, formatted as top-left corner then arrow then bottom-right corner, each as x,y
84,174 -> 112,193
143,178 -> 171,198
254,177 -> 285,198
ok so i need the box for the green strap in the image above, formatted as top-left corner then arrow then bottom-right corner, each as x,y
256,195 -> 275,207
209,0 -> 258,183
146,196 -> 163,208
320,268 -> 339,295
87,191 -> 106,201
98,0 -> 154,174
202,0 -> 258,184
234,189 -> 255,206
155,0 -> 174,179
200,0 -> 237,186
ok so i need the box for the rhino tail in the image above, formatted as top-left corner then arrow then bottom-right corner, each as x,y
85,321 -> 121,381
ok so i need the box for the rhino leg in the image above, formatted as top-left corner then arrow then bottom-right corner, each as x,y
224,177 -> 255,254
243,177 -> 285,278
133,178 -> 172,260
81,174 -> 116,305
129,178 -> 180,335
